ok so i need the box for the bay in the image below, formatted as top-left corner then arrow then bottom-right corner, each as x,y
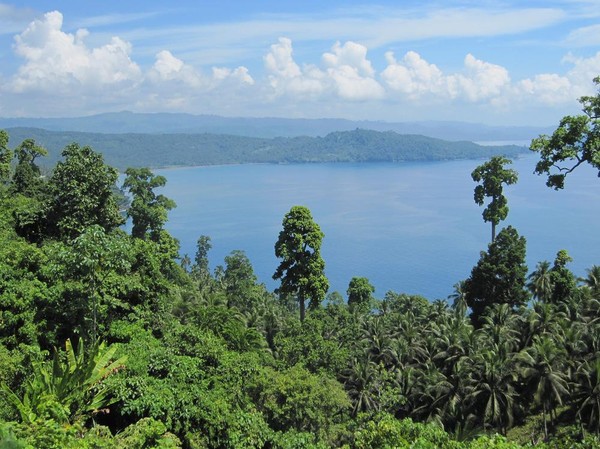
157,154 -> 600,301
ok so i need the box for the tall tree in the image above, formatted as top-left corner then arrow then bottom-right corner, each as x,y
194,234 -> 212,278
471,156 -> 518,242
548,249 -> 577,305
11,138 -> 48,196
273,206 -> 329,321
123,167 -> 176,240
0,130 -> 12,186
531,76 -> 600,190
43,143 -> 123,241
463,226 -> 529,325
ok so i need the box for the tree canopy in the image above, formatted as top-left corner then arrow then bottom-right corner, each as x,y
273,206 -> 329,321
471,156 -> 518,242
531,76 -> 600,189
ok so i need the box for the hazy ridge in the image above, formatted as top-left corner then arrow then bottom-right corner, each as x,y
0,111 -> 551,140
5,127 -> 526,171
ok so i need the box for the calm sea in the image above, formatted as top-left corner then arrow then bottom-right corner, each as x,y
156,154 -> 600,301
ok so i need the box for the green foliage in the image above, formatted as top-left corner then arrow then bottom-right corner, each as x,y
531,76 -> 600,190
2,338 -> 125,425
471,156 -> 518,242
249,364 -> 351,442
274,206 -> 329,321
5,127 -> 525,170
10,139 -> 47,197
464,226 -> 529,324
123,168 -> 176,240
39,143 -> 123,241
347,277 -> 375,313
2,131 -> 600,449
0,130 -> 11,186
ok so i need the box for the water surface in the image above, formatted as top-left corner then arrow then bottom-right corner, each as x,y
157,155 -> 600,300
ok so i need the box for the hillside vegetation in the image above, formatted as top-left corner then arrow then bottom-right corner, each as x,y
5,127 -> 524,171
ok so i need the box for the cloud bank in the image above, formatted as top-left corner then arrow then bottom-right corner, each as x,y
1,9 -> 599,123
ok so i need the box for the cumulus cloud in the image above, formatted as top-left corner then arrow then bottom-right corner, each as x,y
10,11 -> 142,93
322,41 -> 384,100
3,11 -> 256,116
264,37 -> 326,96
448,54 -> 510,102
513,52 -> 600,106
264,38 -> 383,101
381,51 -> 510,103
381,51 -> 445,98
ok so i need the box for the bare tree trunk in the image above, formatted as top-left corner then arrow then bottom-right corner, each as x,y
299,296 -> 305,322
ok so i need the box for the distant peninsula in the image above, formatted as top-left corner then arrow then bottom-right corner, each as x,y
5,127 -> 526,171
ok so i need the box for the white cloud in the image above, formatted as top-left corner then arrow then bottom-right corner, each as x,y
264,37 -> 327,96
381,51 -> 445,98
381,51 -> 509,102
513,52 -> 600,106
322,41 -> 384,100
264,38 -> 383,101
447,54 -> 510,102
565,24 -> 600,47
9,11 -> 142,93
322,41 -> 376,78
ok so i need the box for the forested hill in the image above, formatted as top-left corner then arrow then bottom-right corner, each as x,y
6,127 -> 525,171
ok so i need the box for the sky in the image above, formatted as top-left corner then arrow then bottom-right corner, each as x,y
0,1 -> 599,125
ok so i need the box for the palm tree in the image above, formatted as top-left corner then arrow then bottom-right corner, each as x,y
479,303 -> 521,353
466,346 -> 520,434
360,315 -> 394,366
427,357 -> 473,430
520,335 -> 570,440
449,281 -> 468,317
573,358 -> 600,434
582,265 -> 600,300
342,357 -> 381,417
528,260 -> 553,302
523,301 -> 565,346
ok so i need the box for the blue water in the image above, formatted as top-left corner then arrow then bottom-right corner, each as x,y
156,155 -> 600,301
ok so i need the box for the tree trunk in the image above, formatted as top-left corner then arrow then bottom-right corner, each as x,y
299,295 -> 306,322
543,402 -> 548,441
492,222 -> 496,242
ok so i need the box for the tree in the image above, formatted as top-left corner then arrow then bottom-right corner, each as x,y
11,138 -> 47,196
463,226 -> 529,325
521,335 -> 569,440
531,76 -> 600,190
224,249 -> 259,313
194,234 -> 212,278
527,260 -> 553,302
471,156 -> 518,242
43,143 -> 123,241
123,167 -> 176,240
347,276 -> 375,313
0,130 -> 12,186
273,206 -> 329,322
548,249 -> 577,305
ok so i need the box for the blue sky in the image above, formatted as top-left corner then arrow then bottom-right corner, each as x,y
0,1 -> 599,125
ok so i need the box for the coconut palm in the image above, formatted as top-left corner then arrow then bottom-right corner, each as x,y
583,265 -> 600,299
342,357 -> 382,417
520,335 -> 570,440
572,358 -> 600,433
528,260 -> 553,302
467,346 -> 520,434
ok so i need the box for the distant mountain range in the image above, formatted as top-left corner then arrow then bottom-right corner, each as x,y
5,127 -> 526,171
0,111 -> 551,141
